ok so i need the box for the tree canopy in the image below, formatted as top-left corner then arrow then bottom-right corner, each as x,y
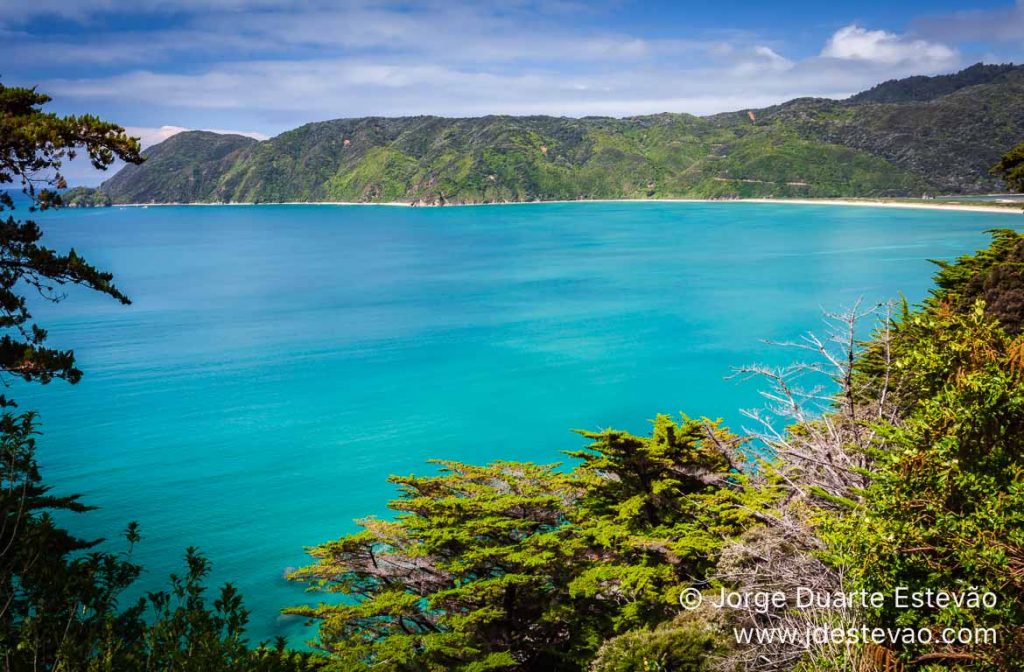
287,417 -> 765,671
0,82 -> 141,403
290,223 -> 1024,671
992,141 -> 1024,193
0,82 -> 322,671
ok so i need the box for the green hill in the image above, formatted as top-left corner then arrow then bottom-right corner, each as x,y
100,131 -> 258,203
846,62 -> 1020,104
96,63 -> 1024,204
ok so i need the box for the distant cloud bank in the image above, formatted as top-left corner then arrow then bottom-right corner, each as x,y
3,0 -> 1020,140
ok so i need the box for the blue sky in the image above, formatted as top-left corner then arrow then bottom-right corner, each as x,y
4,0 -> 1023,161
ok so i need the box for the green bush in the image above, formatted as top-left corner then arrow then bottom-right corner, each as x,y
590,622 -> 717,672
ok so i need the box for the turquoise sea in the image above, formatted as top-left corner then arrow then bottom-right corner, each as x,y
17,201 -> 1019,643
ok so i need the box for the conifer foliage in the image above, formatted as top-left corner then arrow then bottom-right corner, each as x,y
0,82 -> 322,671
0,82 -> 141,402
289,418 -> 762,671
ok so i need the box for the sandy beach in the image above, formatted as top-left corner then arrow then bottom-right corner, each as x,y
731,198 -> 1024,214
115,197 -> 1024,214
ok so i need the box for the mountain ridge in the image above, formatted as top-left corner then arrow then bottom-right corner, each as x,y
97,63 -> 1024,205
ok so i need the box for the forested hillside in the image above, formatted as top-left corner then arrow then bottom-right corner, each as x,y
93,63 -> 1024,204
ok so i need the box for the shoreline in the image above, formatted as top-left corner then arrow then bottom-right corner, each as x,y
112,197 -> 1024,215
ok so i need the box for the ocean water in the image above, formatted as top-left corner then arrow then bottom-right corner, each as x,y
16,201 -> 1019,643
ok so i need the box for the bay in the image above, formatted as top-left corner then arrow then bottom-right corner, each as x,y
17,201 -> 1017,643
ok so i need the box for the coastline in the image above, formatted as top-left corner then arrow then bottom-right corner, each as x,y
112,197 -> 1024,215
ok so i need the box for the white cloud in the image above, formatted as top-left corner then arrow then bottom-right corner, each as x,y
15,4 -> 975,129
2,6 -> 679,68
821,24 -> 958,71
45,52 -> 909,121
731,46 -> 794,75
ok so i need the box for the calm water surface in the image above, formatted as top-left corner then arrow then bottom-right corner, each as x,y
19,201 -> 1018,642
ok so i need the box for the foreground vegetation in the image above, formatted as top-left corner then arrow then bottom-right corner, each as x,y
282,227 -> 1024,671
4,79 -> 1024,671
0,81 -> 322,671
